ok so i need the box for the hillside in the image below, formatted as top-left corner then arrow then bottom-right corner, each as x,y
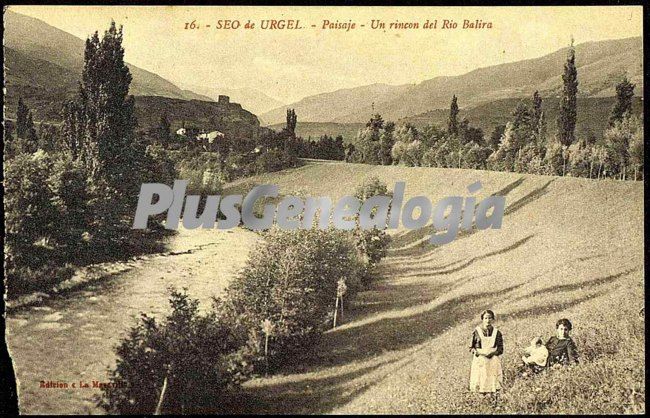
260,83 -> 411,126
260,37 -> 643,125
134,96 -> 261,140
4,9 -> 262,137
223,161 -> 644,414
181,83 -> 286,117
3,10 -> 212,104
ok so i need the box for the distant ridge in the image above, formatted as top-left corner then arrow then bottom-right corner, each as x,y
260,36 -> 643,125
4,10 -> 212,102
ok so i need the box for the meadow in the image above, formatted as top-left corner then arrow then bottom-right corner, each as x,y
222,160 -> 644,414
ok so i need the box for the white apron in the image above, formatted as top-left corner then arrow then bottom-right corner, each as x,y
469,326 -> 503,393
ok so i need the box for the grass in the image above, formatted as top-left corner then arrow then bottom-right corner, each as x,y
220,161 -> 644,414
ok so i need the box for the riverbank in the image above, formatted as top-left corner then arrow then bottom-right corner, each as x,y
6,227 -> 259,414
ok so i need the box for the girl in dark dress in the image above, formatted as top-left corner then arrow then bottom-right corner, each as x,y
545,318 -> 579,367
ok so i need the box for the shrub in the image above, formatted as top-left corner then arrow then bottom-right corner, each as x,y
49,156 -> 90,253
4,151 -> 59,273
216,228 -> 365,371
353,177 -> 392,279
255,148 -> 296,174
177,152 -> 223,195
142,144 -> 177,186
100,289 -> 251,414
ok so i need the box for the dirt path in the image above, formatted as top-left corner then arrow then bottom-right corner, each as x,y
6,227 -> 259,415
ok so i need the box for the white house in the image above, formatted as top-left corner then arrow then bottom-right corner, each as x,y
197,130 -> 225,144
176,127 -> 187,136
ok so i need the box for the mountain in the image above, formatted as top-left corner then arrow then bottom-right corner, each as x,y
3,10 -> 261,138
260,83 -> 412,126
179,84 -> 285,118
3,10 -> 212,102
260,37 -> 643,125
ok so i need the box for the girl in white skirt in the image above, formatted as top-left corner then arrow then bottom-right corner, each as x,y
469,309 -> 503,393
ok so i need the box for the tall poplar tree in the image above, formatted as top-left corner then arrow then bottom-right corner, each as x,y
156,114 -> 172,147
531,91 -> 546,145
61,21 -> 144,244
16,98 -> 30,139
532,91 -> 543,128
557,42 -> 578,147
448,95 -> 459,136
285,109 -> 297,136
63,22 -> 140,197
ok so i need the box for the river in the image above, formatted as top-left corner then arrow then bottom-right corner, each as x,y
5,227 -> 259,414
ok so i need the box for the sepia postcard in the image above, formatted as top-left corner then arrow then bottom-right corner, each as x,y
1,3 -> 645,415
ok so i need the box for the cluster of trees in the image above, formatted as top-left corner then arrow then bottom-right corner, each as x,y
5,23 -> 177,297
347,45 -> 643,181
101,178 -> 393,414
4,23 -> 312,298
295,134 -> 346,160
148,106 -> 302,184
166,107 -> 305,184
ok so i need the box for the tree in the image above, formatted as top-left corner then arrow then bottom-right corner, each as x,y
24,113 -> 39,150
37,124 -> 58,152
101,290 -> 251,414
609,77 -> 635,126
488,125 -> 506,151
531,91 -> 547,145
391,124 -> 421,166
628,120 -> 644,181
543,140 -> 565,176
557,42 -> 578,148
448,95 -> 459,136
16,98 -> 30,139
62,22 -> 141,193
366,113 -> 385,132
603,115 -> 641,180
61,21 -> 145,249
5,151 -> 59,271
458,118 -> 484,146
217,229 -> 364,371
461,141 -> 492,170
156,114 -> 172,147
488,122 -> 518,171
285,109 -> 297,136
532,91 -> 543,128
61,101 -> 84,160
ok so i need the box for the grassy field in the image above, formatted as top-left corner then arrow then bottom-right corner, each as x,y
223,161 -> 644,414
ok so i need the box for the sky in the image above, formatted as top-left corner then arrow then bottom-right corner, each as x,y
9,5 -> 643,104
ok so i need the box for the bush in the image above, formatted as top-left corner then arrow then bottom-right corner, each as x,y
4,151 -> 59,273
142,144 -> 177,186
354,176 -> 391,199
216,228 -> 365,371
177,152 -> 223,195
255,148 -> 296,174
49,156 -> 90,252
100,289 -> 251,414
353,177 -> 392,280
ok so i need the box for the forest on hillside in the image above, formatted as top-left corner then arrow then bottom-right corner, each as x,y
340,44 -> 643,181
